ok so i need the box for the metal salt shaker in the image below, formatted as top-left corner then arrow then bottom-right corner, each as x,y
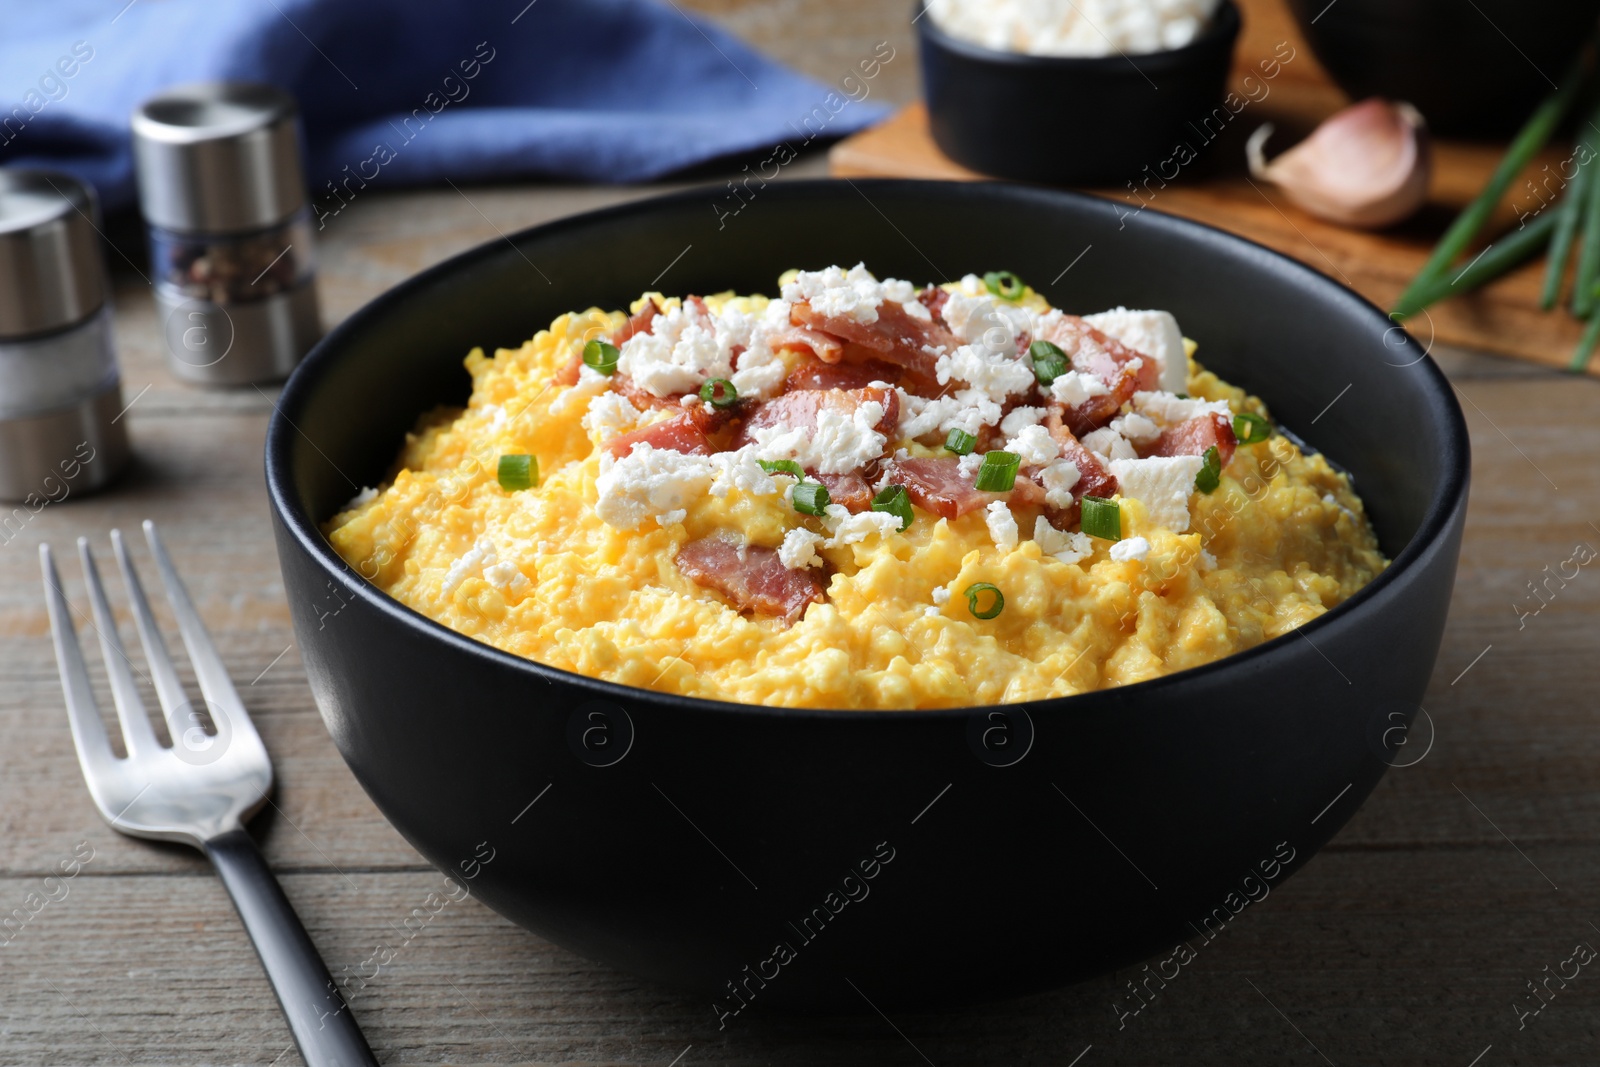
0,168 -> 129,503
132,82 -> 322,386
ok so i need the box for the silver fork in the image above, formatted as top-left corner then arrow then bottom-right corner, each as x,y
42,521 -> 379,1067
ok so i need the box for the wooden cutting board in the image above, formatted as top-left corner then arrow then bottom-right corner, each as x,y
829,0 -> 1591,373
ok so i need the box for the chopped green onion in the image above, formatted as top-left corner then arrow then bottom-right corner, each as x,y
944,428 -> 977,455
871,484 -> 913,531
1029,340 -> 1069,385
1175,393 -> 1189,399
582,339 -> 620,375
1194,445 -> 1222,494
497,454 -> 537,491
791,480 -> 831,517
759,459 -> 805,479
1233,411 -> 1271,445
964,582 -> 1005,620
983,271 -> 1025,301
1081,496 -> 1121,541
699,378 -> 738,408
973,451 -> 1020,492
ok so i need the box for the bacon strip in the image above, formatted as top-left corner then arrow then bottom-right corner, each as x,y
675,537 -> 825,625
604,413 -> 712,458
1146,414 -> 1237,468
1043,410 -> 1119,500
1039,315 -> 1162,436
768,323 -> 843,363
790,298 -> 958,380
814,470 -> 875,513
615,301 -> 660,345
786,355 -> 901,392
608,376 -> 734,438
880,456 -> 1045,520
733,385 -> 899,449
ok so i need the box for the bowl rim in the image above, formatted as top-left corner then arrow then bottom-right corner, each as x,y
914,0 -> 1242,70
265,177 -> 1469,723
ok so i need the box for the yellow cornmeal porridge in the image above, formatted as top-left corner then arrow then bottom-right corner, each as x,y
327,266 -> 1385,709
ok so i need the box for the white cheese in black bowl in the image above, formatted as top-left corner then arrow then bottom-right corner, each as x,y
917,0 -> 1242,183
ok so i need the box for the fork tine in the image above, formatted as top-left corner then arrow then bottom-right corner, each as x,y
139,521 -> 256,734
111,528 -> 193,732
39,544 -> 118,780
78,537 -> 163,759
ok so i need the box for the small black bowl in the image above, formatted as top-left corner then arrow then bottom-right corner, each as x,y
917,0 -> 1241,183
1288,0 -> 1600,138
266,179 -> 1468,1012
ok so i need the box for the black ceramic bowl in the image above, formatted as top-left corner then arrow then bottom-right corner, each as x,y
266,180 -> 1468,1012
917,1 -> 1241,183
1288,0 -> 1600,138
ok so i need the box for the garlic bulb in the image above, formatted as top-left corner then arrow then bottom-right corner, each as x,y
1247,99 -> 1430,229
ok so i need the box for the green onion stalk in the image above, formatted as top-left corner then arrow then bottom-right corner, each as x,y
1392,48 -> 1593,319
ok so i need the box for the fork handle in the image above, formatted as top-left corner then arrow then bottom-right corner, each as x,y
205,829 -> 380,1066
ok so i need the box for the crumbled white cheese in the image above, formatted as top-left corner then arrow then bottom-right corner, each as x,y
1082,427 -> 1138,461
708,449 -> 780,499
1108,455 -> 1206,532
728,345 -> 788,400
1110,412 -> 1161,445
483,559 -> 529,594
751,401 -> 888,476
1038,458 -> 1082,508
958,450 -> 987,479
1198,548 -> 1218,571
1084,307 -> 1189,394
941,290 -> 1031,353
937,341 -> 1037,406
1132,390 -> 1230,425
594,445 -> 714,530
1109,535 -> 1151,563
986,500 -> 1019,551
1005,424 -> 1061,466
778,527 -> 826,570
583,391 -> 644,442
782,263 -> 916,325
1050,369 -> 1112,408
443,538 -> 529,597
898,390 -> 1002,439
341,486 -> 378,512
442,538 -> 494,596
1032,516 -> 1095,564
932,585 -> 951,605
822,504 -> 902,547
616,300 -> 734,398
549,365 -> 610,414
927,0 -> 1222,56
999,405 -> 1046,437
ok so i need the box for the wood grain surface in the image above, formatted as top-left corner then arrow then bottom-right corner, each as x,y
0,2 -> 1597,1065
829,1 -> 1600,374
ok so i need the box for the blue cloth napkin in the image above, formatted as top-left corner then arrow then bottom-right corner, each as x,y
0,0 -> 891,214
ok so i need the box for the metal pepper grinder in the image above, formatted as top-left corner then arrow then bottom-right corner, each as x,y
132,82 -> 322,386
0,168 -> 129,503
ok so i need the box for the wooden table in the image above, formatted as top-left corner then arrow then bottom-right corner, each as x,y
3,40 -> 1600,1067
